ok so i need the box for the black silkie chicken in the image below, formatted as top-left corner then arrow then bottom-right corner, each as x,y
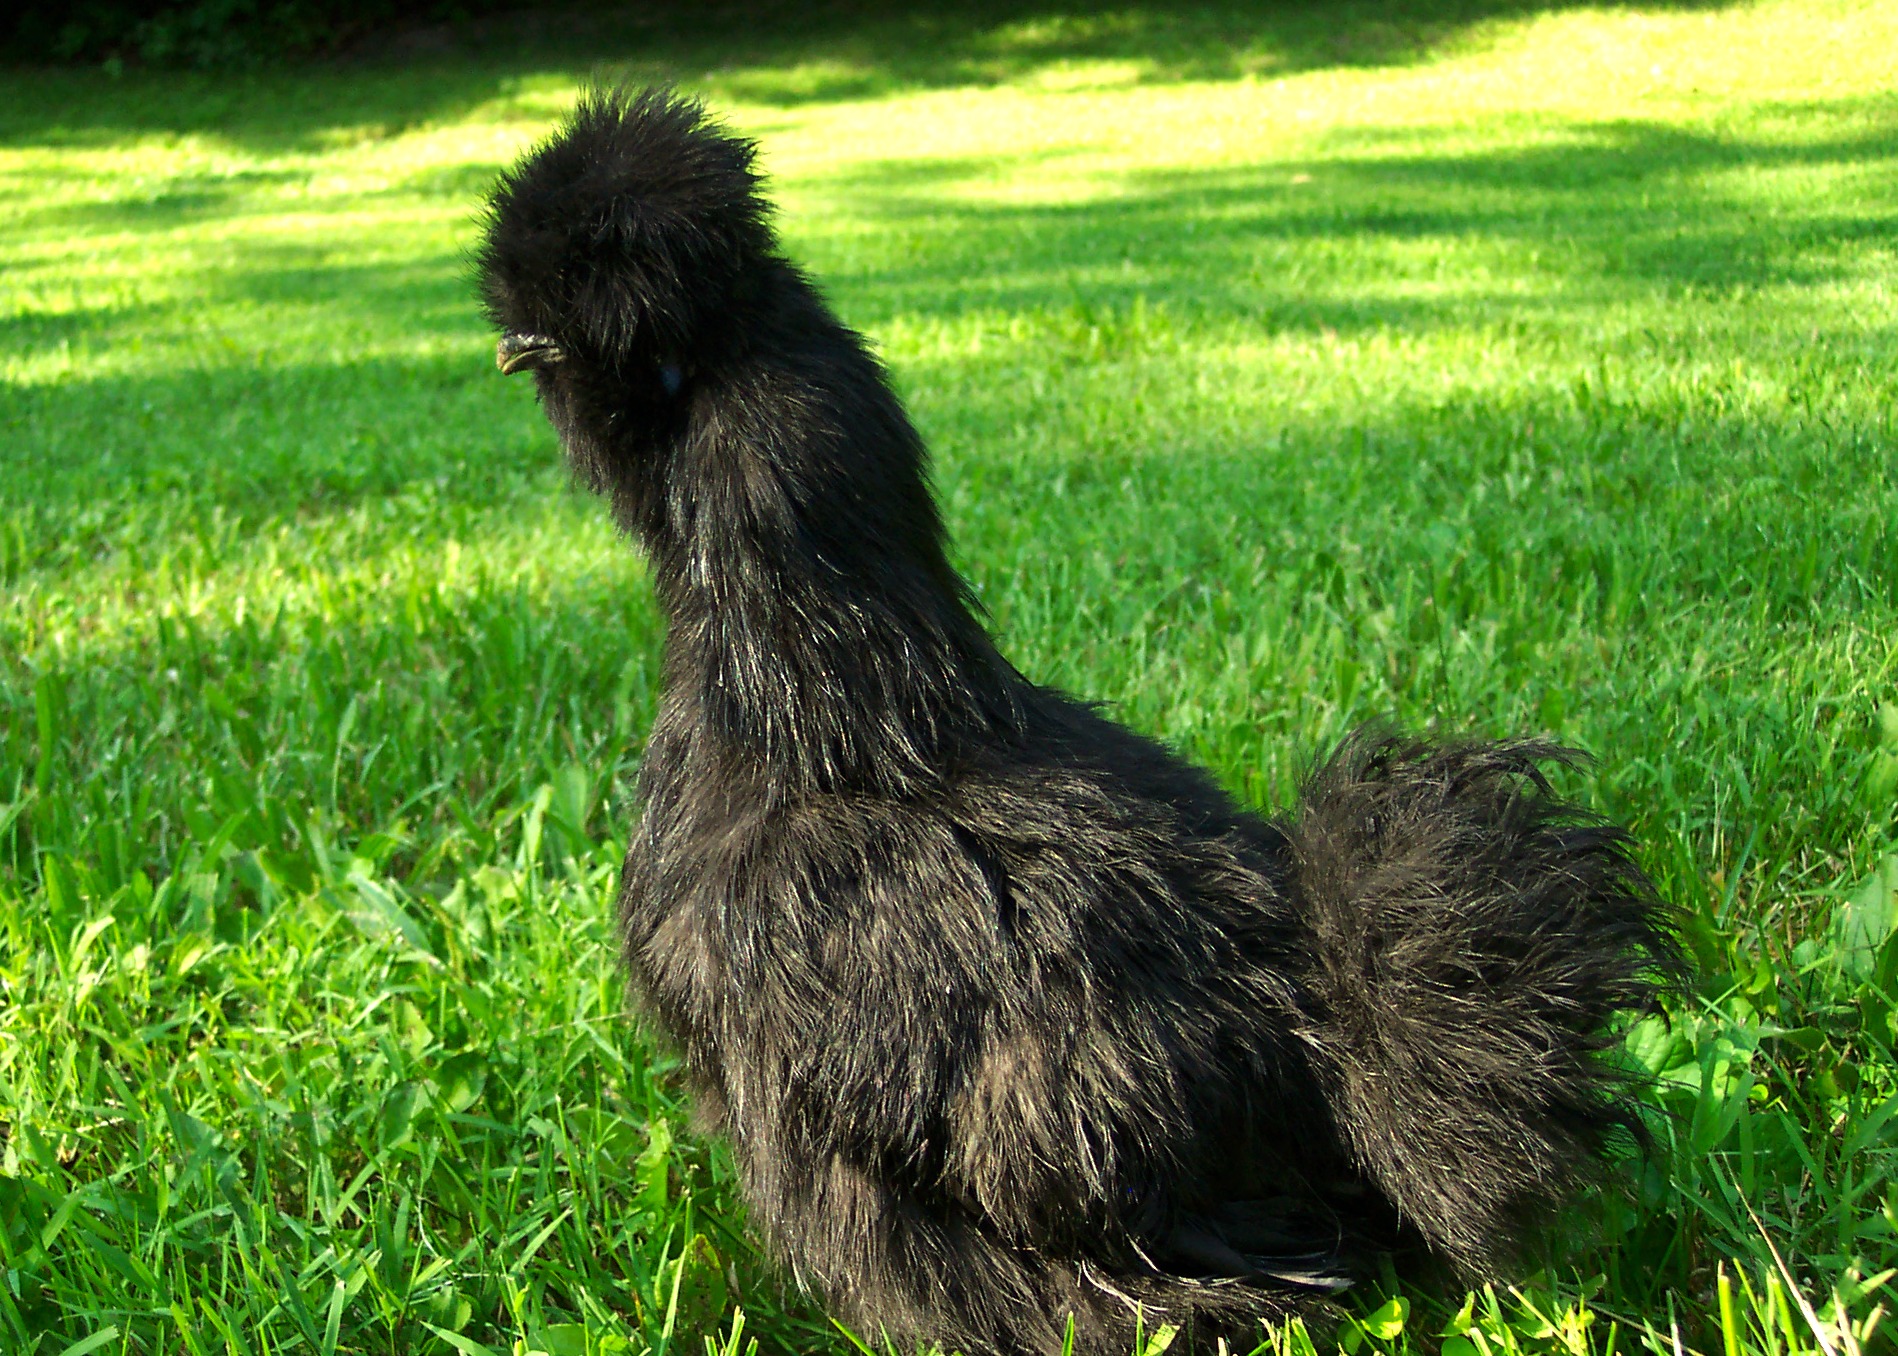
478,89 -> 1678,1356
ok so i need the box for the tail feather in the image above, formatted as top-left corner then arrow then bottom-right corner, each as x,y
1282,730 -> 1682,1274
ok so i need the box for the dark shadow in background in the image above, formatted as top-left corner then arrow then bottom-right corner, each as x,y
7,93 -> 1894,613
3,0 -> 1743,150
3,38 -> 1891,658
8,103 -> 1892,417
795,107 -> 1898,324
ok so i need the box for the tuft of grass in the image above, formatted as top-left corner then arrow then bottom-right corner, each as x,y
3,1 -> 1896,1352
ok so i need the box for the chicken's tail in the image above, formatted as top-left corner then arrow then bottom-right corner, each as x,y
1281,729 -> 1681,1274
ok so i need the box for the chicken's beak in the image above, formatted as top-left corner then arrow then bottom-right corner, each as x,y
497,332 -> 565,375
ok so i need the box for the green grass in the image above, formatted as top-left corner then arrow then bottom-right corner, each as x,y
4,0 -> 1897,1352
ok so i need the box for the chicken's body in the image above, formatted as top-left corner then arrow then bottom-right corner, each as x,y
478,89 -> 1678,1356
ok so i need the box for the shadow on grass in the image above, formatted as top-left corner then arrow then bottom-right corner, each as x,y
8,99 -> 1893,383
5,318 -> 1890,630
2,0 -> 1747,151
4,89 -> 1892,660
796,103 -> 1898,323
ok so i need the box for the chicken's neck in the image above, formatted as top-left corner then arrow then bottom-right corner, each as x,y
637,310 -> 1030,795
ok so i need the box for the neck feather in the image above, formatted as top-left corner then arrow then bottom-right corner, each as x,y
634,283 -> 1028,793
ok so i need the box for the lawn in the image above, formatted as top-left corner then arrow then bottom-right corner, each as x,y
2,0 -> 1896,1352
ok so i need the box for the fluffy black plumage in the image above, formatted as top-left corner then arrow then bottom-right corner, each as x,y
479,87 -> 1682,1355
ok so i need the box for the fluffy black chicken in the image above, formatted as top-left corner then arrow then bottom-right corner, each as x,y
478,88 -> 1679,1356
